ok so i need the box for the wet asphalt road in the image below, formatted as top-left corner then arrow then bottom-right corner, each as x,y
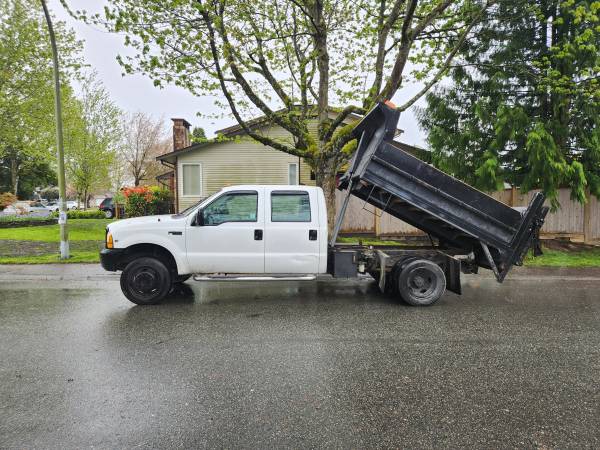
1,270 -> 599,449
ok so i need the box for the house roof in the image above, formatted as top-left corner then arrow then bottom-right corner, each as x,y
157,107 -> 411,164
214,108 -> 378,137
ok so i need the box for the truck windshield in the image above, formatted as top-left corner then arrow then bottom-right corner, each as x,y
174,191 -> 221,217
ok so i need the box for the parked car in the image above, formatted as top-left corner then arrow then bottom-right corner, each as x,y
45,201 -> 60,212
66,201 -> 80,210
99,197 -> 115,218
3,201 -> 50,216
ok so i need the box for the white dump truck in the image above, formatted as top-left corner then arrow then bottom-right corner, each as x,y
101,103 -> 547,306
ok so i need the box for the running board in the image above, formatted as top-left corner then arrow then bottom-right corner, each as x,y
193,274 -> 317,282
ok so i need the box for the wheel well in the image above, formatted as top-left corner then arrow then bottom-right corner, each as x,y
119,243 -> 178,274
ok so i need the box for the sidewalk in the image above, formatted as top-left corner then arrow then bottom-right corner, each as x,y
1,263 -> 599,282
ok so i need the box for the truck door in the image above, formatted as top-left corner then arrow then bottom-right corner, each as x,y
264,188 -> 321,273
186,189 -> 265,273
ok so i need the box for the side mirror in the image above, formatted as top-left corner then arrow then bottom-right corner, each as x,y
196,209 -> 204,226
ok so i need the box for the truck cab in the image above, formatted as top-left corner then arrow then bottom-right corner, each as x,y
101,185 -> 328,304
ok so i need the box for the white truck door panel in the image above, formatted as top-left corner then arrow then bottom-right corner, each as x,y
264,188 -> 320,273
186,189 -> 265,273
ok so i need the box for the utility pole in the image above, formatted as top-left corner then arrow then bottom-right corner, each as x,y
41,0 -> 69,259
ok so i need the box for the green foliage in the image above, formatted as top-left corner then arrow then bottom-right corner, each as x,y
0,192 -> 17,210
64,72 -> 121,203
122,186 -> 172,217
39,186 -> 59,201
67,0 -> 493,225
524,246 -> 600,267
0,0 -> 83,195
419,0 -> 600,207
191,127 -> 207,143
50,209 -> 105,219
0,219 -> 112,242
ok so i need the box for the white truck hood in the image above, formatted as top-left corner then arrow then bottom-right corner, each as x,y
108,214 -> 185,232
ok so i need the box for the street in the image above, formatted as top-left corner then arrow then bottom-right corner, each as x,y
1,267 -> 599,449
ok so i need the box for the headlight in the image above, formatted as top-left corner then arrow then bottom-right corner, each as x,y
106,231 -> 114,249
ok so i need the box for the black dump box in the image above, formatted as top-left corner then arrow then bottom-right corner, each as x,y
336,102 -> 548,281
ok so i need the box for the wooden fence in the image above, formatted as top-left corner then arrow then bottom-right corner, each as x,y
336,187 -> 600,243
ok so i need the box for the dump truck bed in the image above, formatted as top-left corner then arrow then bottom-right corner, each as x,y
335,102 -> 548,281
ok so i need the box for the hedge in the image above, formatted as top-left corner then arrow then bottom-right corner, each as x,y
51,209 -> 106,219
0,216 -> 56,228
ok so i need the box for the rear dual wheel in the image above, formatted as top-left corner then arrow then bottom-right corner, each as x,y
395,259 -> 446,306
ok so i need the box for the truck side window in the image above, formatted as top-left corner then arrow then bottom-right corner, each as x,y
271,191 -> 311,222
202,192 -> 258,225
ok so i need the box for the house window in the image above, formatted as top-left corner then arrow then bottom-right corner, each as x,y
182,164 -> 202,196
288,162 -> 299,185
271,191 -> 311,222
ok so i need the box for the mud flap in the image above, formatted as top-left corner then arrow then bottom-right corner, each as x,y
444,256 -> 462,295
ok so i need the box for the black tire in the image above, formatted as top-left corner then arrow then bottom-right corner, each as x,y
104,209 -> 113,219
396,259 -> 446,306
120,257 -> 172,305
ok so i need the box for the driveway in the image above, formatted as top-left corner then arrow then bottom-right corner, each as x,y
1,266 -> 599,448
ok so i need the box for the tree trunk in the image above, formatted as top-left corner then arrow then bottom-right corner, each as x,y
10,157 -> 19,196
314,162 -> 338,236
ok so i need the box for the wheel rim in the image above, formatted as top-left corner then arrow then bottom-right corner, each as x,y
406,267 -> 437,298
130,266 -> 161,300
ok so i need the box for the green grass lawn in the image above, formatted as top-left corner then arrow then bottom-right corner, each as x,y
0,251 -> 101,264
0,219 -> 112,264
0,219 -> 111,242
524,247 -> 600,267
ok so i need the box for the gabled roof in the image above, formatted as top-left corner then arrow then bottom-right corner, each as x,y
214,107 -> 379,137
157,107 -> 406,164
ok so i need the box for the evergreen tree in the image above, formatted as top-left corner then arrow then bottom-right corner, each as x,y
419,0 -> 600,208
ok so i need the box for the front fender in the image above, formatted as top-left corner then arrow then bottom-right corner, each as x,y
116,234 -> 190,275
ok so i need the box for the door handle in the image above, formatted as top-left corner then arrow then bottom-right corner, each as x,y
254,229 -> 263,240
309,229 -> 317,240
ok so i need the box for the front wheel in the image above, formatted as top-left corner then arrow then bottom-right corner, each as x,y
120,257 -> 172,305
104,209 -> 114,219
396,259 -> 446,306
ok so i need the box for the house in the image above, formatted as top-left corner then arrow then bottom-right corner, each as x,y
156,111 -> 424,213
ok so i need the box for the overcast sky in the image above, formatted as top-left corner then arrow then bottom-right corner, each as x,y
52,0 -> 428,147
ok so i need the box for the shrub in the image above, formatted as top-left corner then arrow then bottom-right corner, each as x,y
0,215 -> 55,228
39,186 -> 59,201
0,192 -> 17,211
51,209 -> 105,219
122,186 -> 172,218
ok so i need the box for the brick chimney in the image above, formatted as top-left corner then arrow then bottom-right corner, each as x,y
172,118 -> 191,151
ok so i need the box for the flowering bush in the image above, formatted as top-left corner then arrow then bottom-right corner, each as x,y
122,186 -> 172,218
0,192 -> 17,211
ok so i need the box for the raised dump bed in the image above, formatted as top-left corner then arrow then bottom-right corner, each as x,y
334,102 -> 548,281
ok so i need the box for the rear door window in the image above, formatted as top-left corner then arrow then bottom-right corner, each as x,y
271,191 -> 311,222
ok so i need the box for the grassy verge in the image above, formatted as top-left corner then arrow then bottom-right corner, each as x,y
0,219 -> 112,264
0,251 -> 100,264
0,219 -> 111,242
524,247 -> 600,267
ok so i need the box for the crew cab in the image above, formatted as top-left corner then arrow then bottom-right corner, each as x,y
101,186 -> 328,304
101,102 -> 547,307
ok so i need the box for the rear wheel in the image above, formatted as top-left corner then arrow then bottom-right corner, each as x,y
104,209 -> 114,219
120,257 -> 172,305
396,259 -> 446,306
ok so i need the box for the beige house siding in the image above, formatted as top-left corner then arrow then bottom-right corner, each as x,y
177,130 -> 314,211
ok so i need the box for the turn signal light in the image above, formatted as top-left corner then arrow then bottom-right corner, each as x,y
106,232 -> 114,249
